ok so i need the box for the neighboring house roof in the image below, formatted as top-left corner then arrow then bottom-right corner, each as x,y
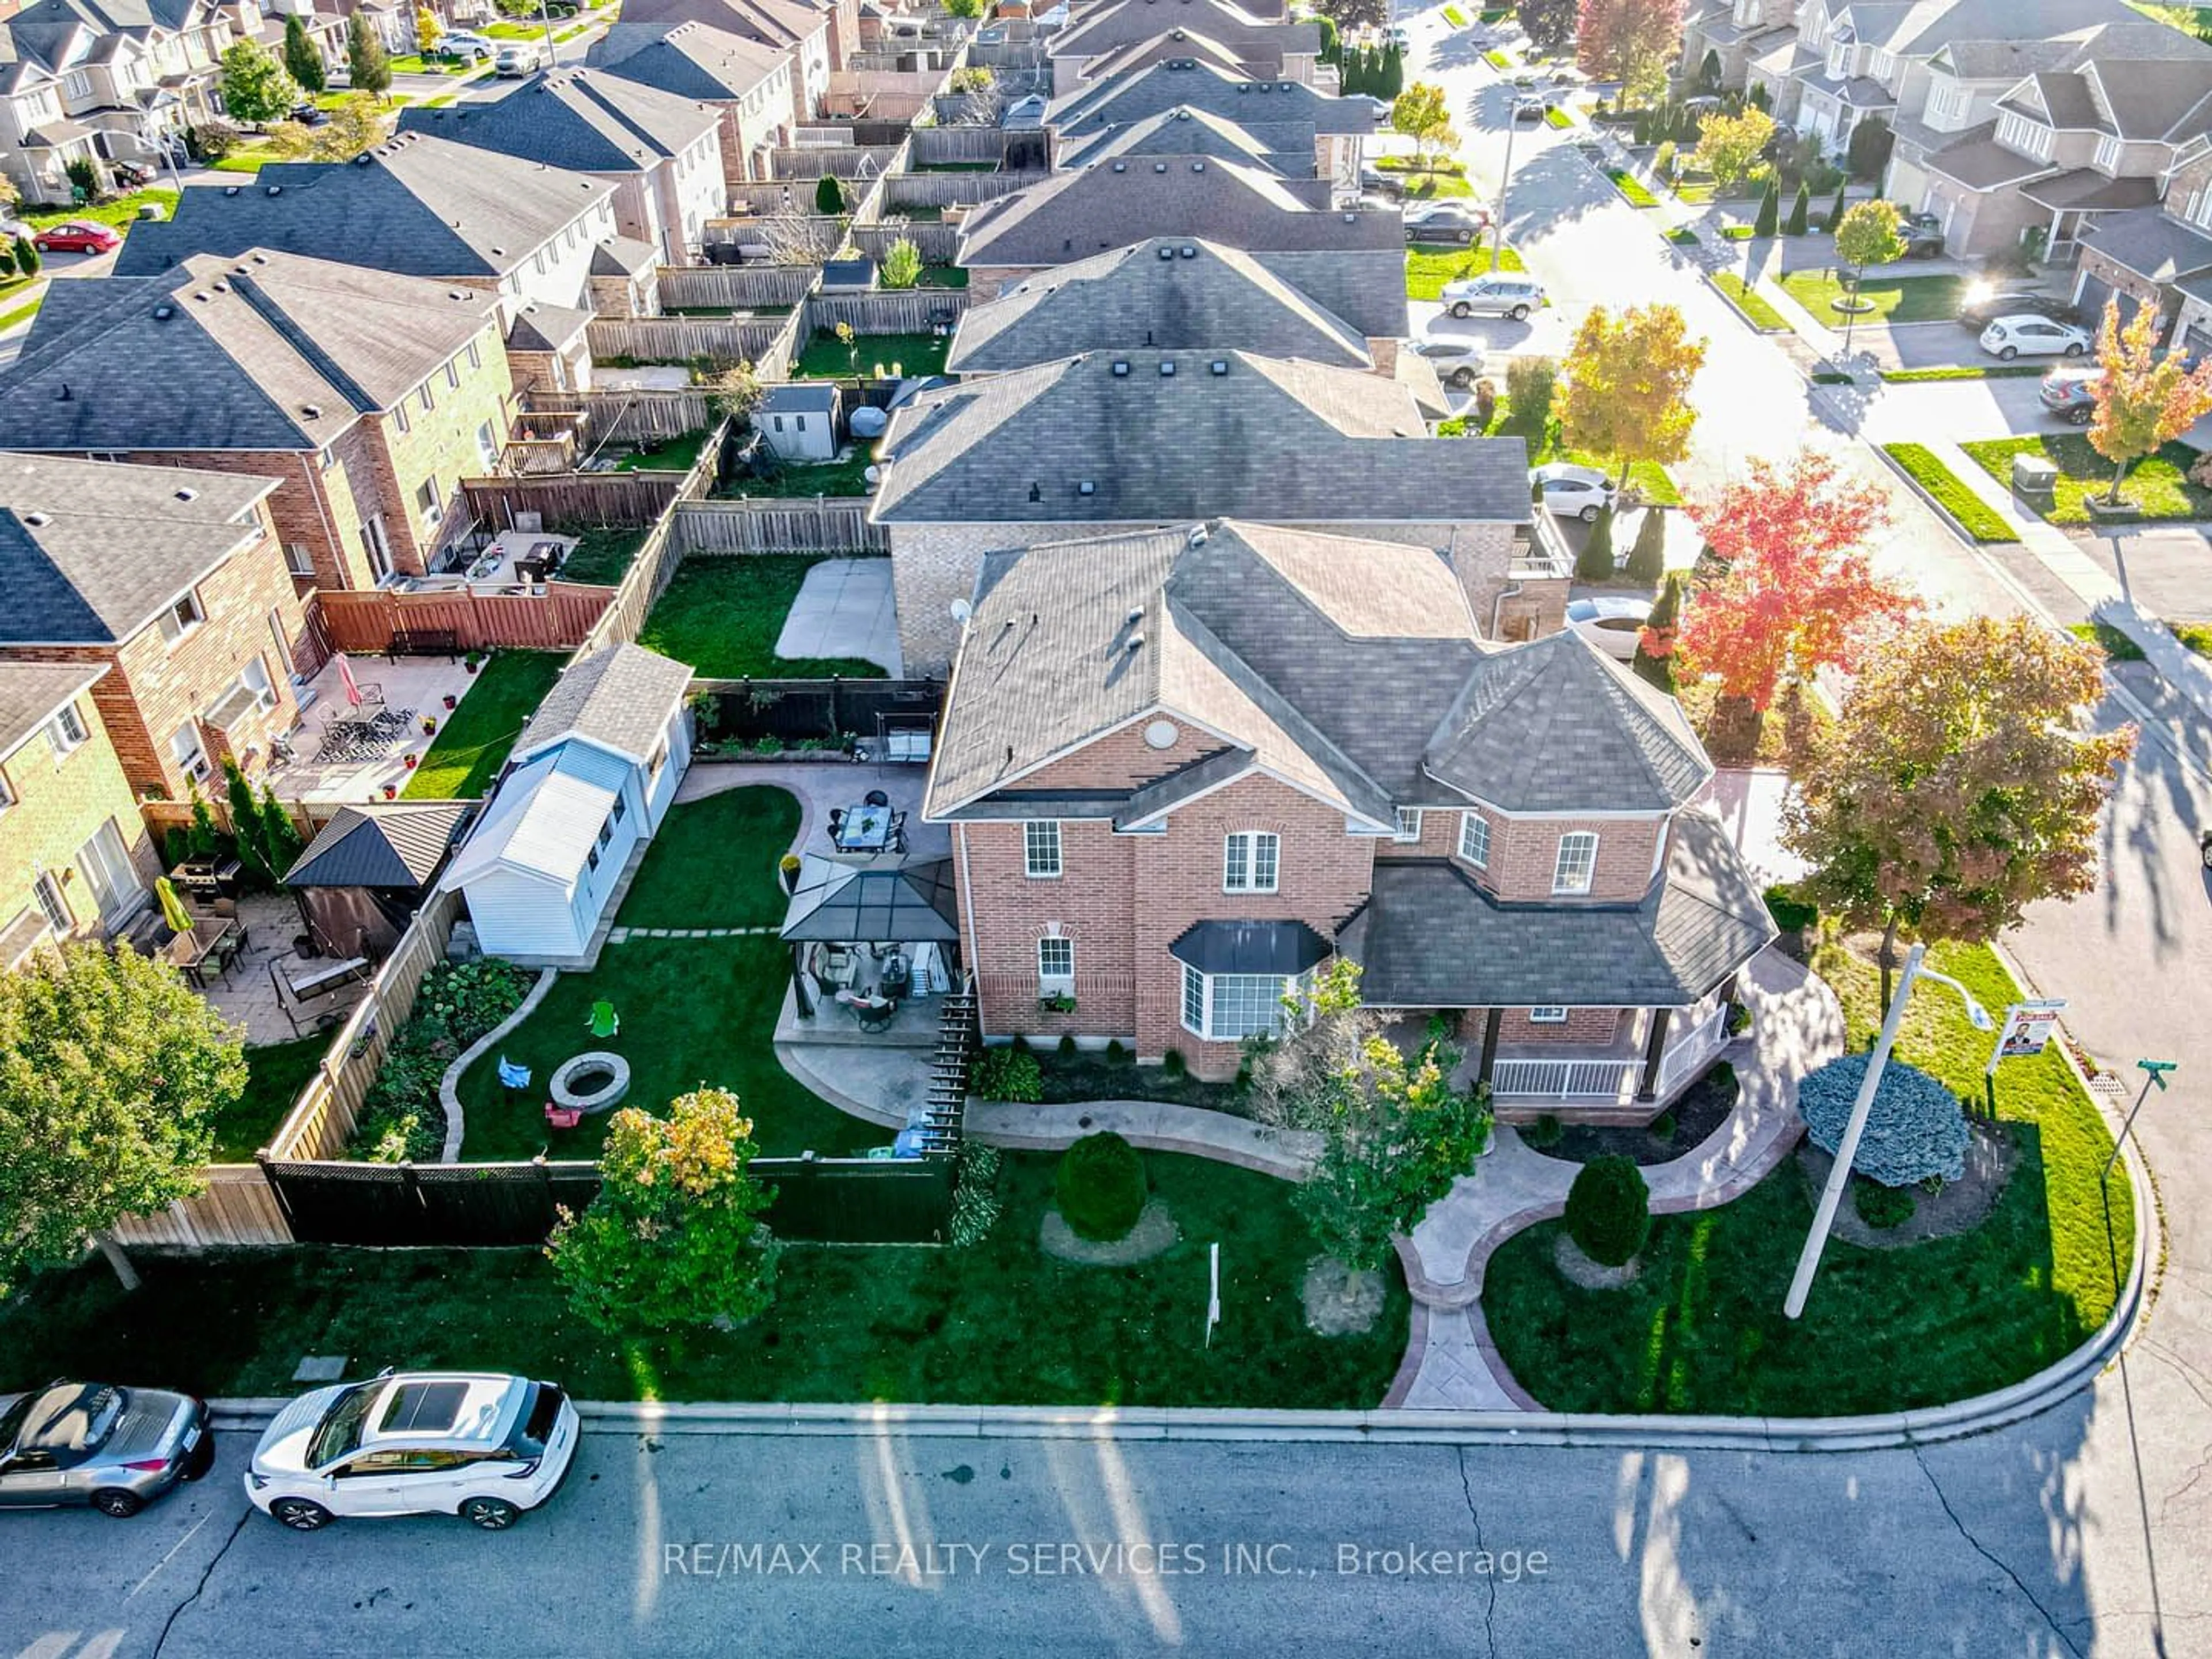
760,382 -> 837,414
507,300 -> 594,354
590,233 -> 660,275
1078,27 -> 1270,85
1790,62 -> 1892,107
1872,0 -> 2143,60
2006,69 -> 2103,129
512,642 -> 691,766
873,351 -> 1528,530
397,68 -> 721,175
1335,813 -> 1776,1007
285,800 -> 480,889
599,0 -> 825,58
2018,169 -> 2160,213
592,16 -> 787,102
1056,103 -> 1313,176
946,236 -> 1370,372
1049,0 -> 1316,64
446,748 -> 620,889
0,249 -> 501,455
1047,58 -> 1374,138
1925,122 -> 2054,191
0,453 -> 275,645
114,134 -> 618,285
0,659 -> 104,765
2080,204 -> 2212,282
1422,630 -> 1709,813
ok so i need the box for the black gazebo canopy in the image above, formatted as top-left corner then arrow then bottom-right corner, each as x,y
780,855 -> 961,944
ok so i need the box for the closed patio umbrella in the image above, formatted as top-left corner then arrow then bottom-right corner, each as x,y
338,654 -> 363,708
156,875 -> 194,937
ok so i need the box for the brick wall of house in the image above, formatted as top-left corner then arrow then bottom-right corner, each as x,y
1484,812 -> 1664,903
1495,1005 -> 1624,1044
0,687 -> 158,939
0,513 -> 306,799
2075,247 -> 2176,337
119,446 -> 363,594
1015,719 -> 1234,794
368,320 -> 514,574
957,817 -> 1139,1041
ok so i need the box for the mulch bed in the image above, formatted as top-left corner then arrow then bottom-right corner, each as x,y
1532,1063 -> 1742,1166
1796,1119 -> 2018,1250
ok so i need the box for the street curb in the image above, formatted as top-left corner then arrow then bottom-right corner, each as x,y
1867,440 -> 2022,549
202,1126 -> 2147,1452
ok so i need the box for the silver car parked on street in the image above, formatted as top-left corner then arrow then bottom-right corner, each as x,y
0,1382 -> 214,1517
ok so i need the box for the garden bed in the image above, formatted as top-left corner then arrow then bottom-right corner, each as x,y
1524,1063 -> 1740,1167
400,651 -> 567,800
1021,1046 -> 1252,1115
639,554 -> 887,678
1959,434 -> 2212,526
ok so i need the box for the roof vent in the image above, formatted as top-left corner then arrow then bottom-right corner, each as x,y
1154,161 -> 1168,172
1111,160 -> 1127,171
191,290 -> 210,302
1191,160 -> 1205,172
1157,244 -> 1176,260
1111,358 -> 1131,376
1236,81 -> 1248,92
1179,244 -> 1196,257
173,487 -> 198,502
22,511 -> 50,527
1159,360 -> 1175,376
1186,525 -> 1208,547
1171,25 -> 1183,35
222,185 -> 240,197
1127,604 -> 1146,623
1176,108 -> 1191,119
491,247 -> 505,256
1078,479 -> 1096,495
264,183 -> 282,196
449,290 -> 468,301
210,279 -> 228,293
251,252 -> 268,265
153,305 -> 174,320
302,403 -> 322,419
1209,358 -> 1228,375
1126,632 -> 1145,651
1028,481 -> 1042,501
1342,212 -> 1356,222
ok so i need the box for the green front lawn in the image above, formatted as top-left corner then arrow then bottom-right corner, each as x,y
1443,5 -> 1470,24
1879,364 -> 2044,383
638,554 -> 888,679
0,1150 -> 1407,1408
1406,241 -> 1524,300
615,430 -> 710,472
1377,156 -> 1475,199
1665,226 -> 1699,245
1483,47 -> 1513,69
213,1036 -> 327,1162
1883,442 -> 2019,543
1960,434 -> 2212,525
2072,618 -> 2212,660
1777,269 -> 1967,324
0,296 -> 39,334
1447,393 -> 1681,505
1709,271 -> 1788,331
1544,104 -> 1574,128
400,650 -> 567,800
24,188 -> 178,231
793,331 -> 950,379
209,147 -> 271,173
1484,941 -> 2133,1415
556,527 -> 649,586
1604,168 -> 1658,207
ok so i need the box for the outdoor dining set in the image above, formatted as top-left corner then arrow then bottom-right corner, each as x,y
829,790 -> 908,855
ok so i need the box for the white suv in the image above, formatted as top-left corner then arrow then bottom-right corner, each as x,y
1438,273 -> 1546,320
247,1372 -> 579,1532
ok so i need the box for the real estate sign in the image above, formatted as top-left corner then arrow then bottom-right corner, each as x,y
1987,999 -> 2066,1073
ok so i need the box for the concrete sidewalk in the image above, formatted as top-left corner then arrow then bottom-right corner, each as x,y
1385,946 -> 1841,1410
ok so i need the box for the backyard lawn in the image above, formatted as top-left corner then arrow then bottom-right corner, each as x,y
1483,940 -> 2134,1415
213,1036 -> 327,1162
1776,269 -> 1967,324
639,554 -> 888,678
615,430 -> 710,472
1406,241 -> 1524,301
608,784 -> 796,930
556,527 -> 649,586
1960,435 -> 2212,525
719,446 -> 877,499
0,1152 -> 1408,1408
400,650 -> 566,799
793,331 -> 951,379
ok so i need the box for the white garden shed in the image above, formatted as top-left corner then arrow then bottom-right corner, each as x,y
446,643 -> 693,966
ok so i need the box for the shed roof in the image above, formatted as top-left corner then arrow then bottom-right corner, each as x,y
513,642 -> 691,766
446,749 -> 620,889
285,800 -> 480,889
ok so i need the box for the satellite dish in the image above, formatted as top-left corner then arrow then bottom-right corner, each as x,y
950,597 -> 973,622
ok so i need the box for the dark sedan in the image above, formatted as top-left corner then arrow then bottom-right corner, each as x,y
0,1382 -> 214,1517
1957,287 -> 2082,329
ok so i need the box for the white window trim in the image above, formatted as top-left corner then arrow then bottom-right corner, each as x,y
1392,808 -> 1422,843
171,720 -> 210,781
1552,831 -> 1599,895
46,704 -> 88,761
1458,810 -> 1490,868
1037,935 -> 1074,993
1528,1006 -> 1569,1024
1180,961 -> 1312,1042
158,588 -> 205,646
1222,830 -> 1280,894
1024,820 -> 1062,879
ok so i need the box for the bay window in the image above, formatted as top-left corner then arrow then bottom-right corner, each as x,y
1180,963 -> 1310,1041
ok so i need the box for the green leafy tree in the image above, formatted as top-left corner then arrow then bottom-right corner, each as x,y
1556,302 -> 1707,488
185,777 -> 218,857
415,4 -> 444,56
224,759 -> 270,887
878,235 -> 922,290
1379,42 -> 1404,99
1785,616 -> 2135,1007
1625,505 -> 1667,585
1391,81 -> 1458,174
1751,176 -> 1778,236
705,357 -> 763,421
282,14 -> 325,95
547,1086 -> 779,1335
258,784 -> 305,881
1501,355 -> 1558,445
944,0 -> 984,15
1846,116 -> 1893,181
815,172 -> 846,215
0,243 -> 14,281
1315,13 -> 1339,63
219,39 -> 301,125
1631,571 -> 1683,691
65,156 -> 105,202
1565,1156 -> 1649,1266
1577,504 -> 1617,580
1520,0 -> 1578,55
0,944 -> 248,1293
1691,105 -> 1774,192
1831,198 -> 1903,352
347,13 -> 392,102
1785,178 -> 1810,236
2085,297 -> 2212,505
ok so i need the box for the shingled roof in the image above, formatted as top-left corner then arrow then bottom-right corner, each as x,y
946,237 -> 1370,372
0,661 -> 105,763
397,69 -> 720,175
1047,57 -> 1372,137
0,454 -> 276,645
0,249 -> 502,454
113,134 -> 617,284
513,642 -> 692,766
1056,103 -> 1313,176
285,800 -> 480,889
1048,0 -> 1317,68
600,0 -> 824,54
1075,28 -> 1272,86
872,351 -> 1527,527
593,17 -> 789,102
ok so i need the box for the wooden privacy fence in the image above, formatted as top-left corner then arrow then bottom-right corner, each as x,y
909,124 -> 1013,165
110,1165 -> 293,1248
588,315 -> 790,367
575,477 -> 691,656
522,387 -> 717,446
797,119 -> 911,149
261,1154 -> 955,1246
462,470 -> 686,531
804,289 -> 969,335
885,168 -> 1044,207
317,585 -> 613,655
657,263 -> 817,310
767,143 -> 906,180
855,219 -> 961,264
677,498 -> 887,554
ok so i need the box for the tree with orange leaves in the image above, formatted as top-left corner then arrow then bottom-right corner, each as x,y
1784,616 -> 2133,1006
1675,446 -> 1916,758
2086,296 -> 2212,506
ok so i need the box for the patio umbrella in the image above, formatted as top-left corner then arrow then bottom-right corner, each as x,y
156,876 -> 194,937
338,654 -> 363,709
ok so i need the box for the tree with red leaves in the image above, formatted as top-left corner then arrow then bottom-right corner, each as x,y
1577,0 -> 1683,103
1676,448 -> 1915,759
1785,617 -> 2133,1007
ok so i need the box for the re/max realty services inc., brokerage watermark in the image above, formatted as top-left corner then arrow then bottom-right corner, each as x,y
662,1540 -> 1552,1583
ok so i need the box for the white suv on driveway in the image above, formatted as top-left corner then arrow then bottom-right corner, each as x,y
247,1372 -> 579,1532
1438,273 -> 1546,320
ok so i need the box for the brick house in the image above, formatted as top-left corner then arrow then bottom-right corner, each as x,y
0,454 -> 309,802
0,249 -> 515,599
922,522 -> 1771,1110
870,350 -> 1560,674
0,661 -> 158,963
594,18 -> 797,188
1678,0 -> 1799,93
1045,58 -> 1376,187
1046,0 -> 1322,94
2059,113 -> 2212,351
606,0 -> 850,123
399,70 -> 727,268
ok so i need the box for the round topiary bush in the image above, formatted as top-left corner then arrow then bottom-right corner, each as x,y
1798,1054 -> 1968,1188
1564,1155 -> 1651,1267
1055,1131 -> 1147,1242
1853,1179 -> 1916,1230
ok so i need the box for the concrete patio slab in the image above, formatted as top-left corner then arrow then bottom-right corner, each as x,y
774,557 -> 902,675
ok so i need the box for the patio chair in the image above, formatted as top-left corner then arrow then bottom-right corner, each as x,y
827,807 -> 844,840
886,810 -> 908,854
864,788 -> 891,808
588,1000 -> 620,1039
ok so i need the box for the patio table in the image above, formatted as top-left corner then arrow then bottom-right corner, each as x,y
162,918 -> 237,987
834,803 -> 893,853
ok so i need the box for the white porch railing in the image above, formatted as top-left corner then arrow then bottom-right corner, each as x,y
1657,1002 -> 1730,1097
1491,1058 -> 1639,1101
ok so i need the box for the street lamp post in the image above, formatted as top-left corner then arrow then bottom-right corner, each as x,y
1783,942 -> 1995,1320
1490,94 -> 1516,274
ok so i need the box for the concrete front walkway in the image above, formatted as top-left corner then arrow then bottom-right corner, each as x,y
1384,946 -> 1844,1410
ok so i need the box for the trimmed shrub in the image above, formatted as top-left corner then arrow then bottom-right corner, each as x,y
1501,355 -> 1558,444
1056,1131 -> 1147,1241
1625,506 -> 1667,585
1576,505 -> 1617,581
1105,1039 -> 1131,1066
1785,179 -> 1810,236
814,173 -> 845,215
949,1142 -> 1003,1247
1854,1179 -> 1916,1230
971,1046 -> 1042,1103
1752,178 -> 1779,237
1058,1032 -> 1078,1059
1162,1048 -> 1187,1078
1798,1054 -> 1969,1187
1826,177 -> 1847,231
1565,1155 -> 1650,1266
1763,882 -> 1818,932
1522,1112 -> 1564,1150
1649,1108 -> 1678,1143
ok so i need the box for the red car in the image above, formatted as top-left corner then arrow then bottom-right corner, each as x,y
32,220 -> 121,254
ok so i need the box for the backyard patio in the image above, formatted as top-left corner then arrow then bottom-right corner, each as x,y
268,653 -> 484,806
